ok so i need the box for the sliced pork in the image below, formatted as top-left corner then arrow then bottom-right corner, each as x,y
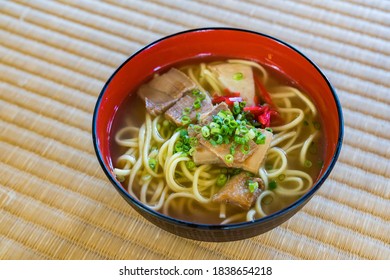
137,68 -> 197,115
192,129 -> 273,174
208,63 -> 256,106
212,173 -> 264,210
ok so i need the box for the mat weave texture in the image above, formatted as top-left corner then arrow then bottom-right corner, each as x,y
0,0 -> 389,259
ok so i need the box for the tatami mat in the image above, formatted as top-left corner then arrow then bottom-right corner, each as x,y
0,0 -> 389,259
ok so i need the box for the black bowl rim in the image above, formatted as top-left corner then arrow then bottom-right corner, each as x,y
92,27 -> 344,232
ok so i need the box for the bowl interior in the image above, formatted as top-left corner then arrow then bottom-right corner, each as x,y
95,29 -> 341,184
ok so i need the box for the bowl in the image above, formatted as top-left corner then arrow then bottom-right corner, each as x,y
92,28 -> 343,242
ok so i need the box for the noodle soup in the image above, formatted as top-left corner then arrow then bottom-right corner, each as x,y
110,59 -> 323,225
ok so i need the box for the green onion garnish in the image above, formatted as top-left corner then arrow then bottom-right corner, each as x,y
214,134 -> 224,145
278,174 -> 286,181
193,99 -> 201,109
192,89 -> 200,96
269,180 -> 277,190
148,158 -> 157,170
183,107 -> 191,115
304,160 -> 313,168
201,126 -> 210,138
241,143 -> 250,154
181,115 -> 191,125
186,160 -> 196,170
233,72 -> 244,80
248,180 -> 259,193
224,154 -> 234,164
255,133 -> 266,144
216,174 -> 228,187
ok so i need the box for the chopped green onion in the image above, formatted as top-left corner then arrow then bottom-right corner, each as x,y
233,72 -> 244,80
304,160 -> 313,168
239,101 -> 246,109
224,154 -> 234,164
248,180 -> 259,193
193,99 -> 201,109
217,111 -> 227,119
234,135 -> 245,145
230,143 -> 236,155
201,126 -> 210,138
214,134 -> 224,145
188,147 -> 195,156
180,129 -> 188,137
269,180 -> 277,190
192,89 -> 200,96
247,129 -> 256,140
182,107 -> 191,116
174,141 -> 183,153
265,127 -> 273,133
196,112 -> 201,121
241,143 -> 251,154
186,160 -> 196,170
181,115 -> 191,125
239,126 -> 249,134
255,133 -> 266,144
210,139 -> 217,146
192,124 -> 201,133
221,124 -> 229,135
209,122 -> 220,129
233,102 -> 241,114
210,127 -> 221,135
216,174 -> 228,187
148,158 -> 157,170
189,137 -> 198,146
278,174 -> 286,181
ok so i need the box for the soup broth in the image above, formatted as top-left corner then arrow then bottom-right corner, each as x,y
110,58 -> 324,224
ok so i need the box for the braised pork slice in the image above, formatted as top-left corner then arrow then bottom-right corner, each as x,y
208,63 -> 256,106
164,94 -> 213,126
192,128 -> 272,173
137,68 -> 197,115
236,129 -> 273,174
212,173 -> 264,210
192,144 -> 224,165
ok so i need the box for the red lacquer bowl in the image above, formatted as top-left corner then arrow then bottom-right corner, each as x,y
92,28 -> 343,242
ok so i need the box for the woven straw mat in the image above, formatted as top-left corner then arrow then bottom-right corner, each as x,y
0,0 -> 389,260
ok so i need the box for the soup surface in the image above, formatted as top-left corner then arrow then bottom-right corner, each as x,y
110,58 -> 323,224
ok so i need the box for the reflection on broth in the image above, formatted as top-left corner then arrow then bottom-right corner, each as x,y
110,59 -> 323,225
